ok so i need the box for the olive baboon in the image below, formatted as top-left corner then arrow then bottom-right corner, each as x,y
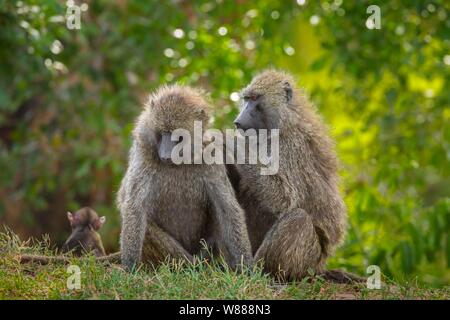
19,207 -> 121,264
232,69 -> 353,281
62,207 -> 106,257
117,85 -> 252,271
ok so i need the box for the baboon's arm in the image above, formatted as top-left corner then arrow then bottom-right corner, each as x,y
225,164 -> 241,193
142,221 -> 194,264
120,203 -> 148,271
203,169 -> 253,268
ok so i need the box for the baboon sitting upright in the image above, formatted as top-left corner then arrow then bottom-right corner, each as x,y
62,207 -> 106,257
19,207 -> 122,265
232,69 -> 349,281
117,85 -> 252,271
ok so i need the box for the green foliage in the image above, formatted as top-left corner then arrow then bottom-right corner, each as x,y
0,0 -> 448,286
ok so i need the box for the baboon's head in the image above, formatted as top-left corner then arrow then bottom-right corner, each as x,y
63,207 -> 105,255
66,207 -> 105,231
140,85 -> 210,163
235,69 -> 296,131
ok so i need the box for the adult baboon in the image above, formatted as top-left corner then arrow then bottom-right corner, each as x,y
232,69 -> 354,282
118,85 -> 252,271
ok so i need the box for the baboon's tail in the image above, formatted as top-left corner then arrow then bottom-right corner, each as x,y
18,254 -> 69,264
96,251 -> 121,263
18,252 -> 121,265
319,269 -> 366,284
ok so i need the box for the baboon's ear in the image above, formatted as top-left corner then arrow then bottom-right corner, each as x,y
147,98 -> 155,109
198,108 -> 207,120
283,81 -> 293,102
67,211 -> 74,225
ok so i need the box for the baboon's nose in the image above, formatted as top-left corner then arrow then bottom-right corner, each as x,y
160,156 -> 172,163
235,121 -> 250,131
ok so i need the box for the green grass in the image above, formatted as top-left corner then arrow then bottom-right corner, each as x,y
0,231 -> 448,300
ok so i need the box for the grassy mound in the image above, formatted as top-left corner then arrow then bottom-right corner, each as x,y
0,230 -> 448,300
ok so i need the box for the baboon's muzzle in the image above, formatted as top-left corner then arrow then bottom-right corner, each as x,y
158,132 -> 177,163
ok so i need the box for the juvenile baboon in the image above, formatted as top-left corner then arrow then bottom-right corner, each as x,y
19,207 -> 121,265
117,85 -> 252,271
232,69 -> 356,282
62,207 -> 106,257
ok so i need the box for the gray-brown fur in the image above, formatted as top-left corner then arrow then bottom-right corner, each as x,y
117,85 -> 252,271
233,69 -> 347,281
62,207 -> 106,257
19,207 -> 119,265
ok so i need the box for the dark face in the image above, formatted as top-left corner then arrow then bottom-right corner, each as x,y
234,94 -> 266,131
234,82 -> 292,131
156,132 -> 184,163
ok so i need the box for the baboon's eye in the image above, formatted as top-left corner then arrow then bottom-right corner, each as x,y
243,94 -> 260,102
178,136 -> 183,143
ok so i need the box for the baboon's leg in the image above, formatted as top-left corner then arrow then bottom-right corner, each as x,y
141,221 -> 194,266
255,209 -> 323,281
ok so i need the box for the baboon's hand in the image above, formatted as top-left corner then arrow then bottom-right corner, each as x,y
121,255 -> 139,272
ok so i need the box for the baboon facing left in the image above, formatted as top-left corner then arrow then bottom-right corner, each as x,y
232,69 -> 350,281
117,85 -> 252,271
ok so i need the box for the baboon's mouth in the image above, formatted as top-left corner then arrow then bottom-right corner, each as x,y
159,157 -> 174,164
